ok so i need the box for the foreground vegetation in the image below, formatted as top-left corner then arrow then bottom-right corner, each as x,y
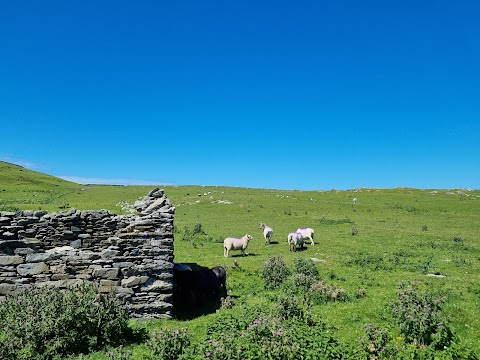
1,161 -> 479,358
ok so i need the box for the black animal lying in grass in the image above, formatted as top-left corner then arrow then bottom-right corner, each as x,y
173,266 -> 227,305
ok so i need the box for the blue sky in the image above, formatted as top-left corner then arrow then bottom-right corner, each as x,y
1,1 -> 479,190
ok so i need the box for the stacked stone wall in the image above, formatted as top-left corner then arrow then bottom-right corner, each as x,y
0,188 -> 174,319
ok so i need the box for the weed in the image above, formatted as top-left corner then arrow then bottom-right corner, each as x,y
284,273 -> 317,293
389,283 -> 454,348
310,281 -> 349,303
356,288 -> 367,299
200,308 -> 345,359
0,283 -> 142,359
453,236 -> 464,243
261,255 -> 290,289
319,216 -> 353,225
276,294 -> 307,319
105,345 -> 132,360
345,252 -> 392,271
292,256 -> 319,279
219,296 -> 236,310
360,323 -> 395,359
145,327 -> 191,360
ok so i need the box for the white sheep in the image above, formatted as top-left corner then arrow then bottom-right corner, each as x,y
259,223 -> 273,244
296,227 -> 315,246
223,234 -> 253,257
288,232 -> 304,252
353,197 -> 358,204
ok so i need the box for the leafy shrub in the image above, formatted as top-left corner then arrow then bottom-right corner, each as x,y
200,309 -> 346,359
106,345 -> 133,360
276,294 -> 308,320
0,282 -> 140,360
389,283 -> 454,348
179,223 -> 217,245
292,256 -> 319,279
360,323 -> 396,359
261,255 -> 290,289
310,281 -> 349,303
219,295 -> 236,310
145,327 -> 191,360
356,288 -> 367,299
287,272 -> 318,292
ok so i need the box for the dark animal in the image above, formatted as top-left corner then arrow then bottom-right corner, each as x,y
174,266 -> 227,304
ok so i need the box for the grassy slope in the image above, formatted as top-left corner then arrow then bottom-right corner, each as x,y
1,161 -> 479,355
167,186 -> 480,352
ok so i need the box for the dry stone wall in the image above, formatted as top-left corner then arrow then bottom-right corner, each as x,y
0,188 -> 175,319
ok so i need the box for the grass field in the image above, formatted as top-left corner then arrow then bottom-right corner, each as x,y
1,161 -> 479,358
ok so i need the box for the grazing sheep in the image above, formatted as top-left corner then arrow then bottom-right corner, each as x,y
296,227 -> 315,246
224,234 -> 253,257
353,197 -> 358,204
259,223 -> 274,244
288,232 -> 304,252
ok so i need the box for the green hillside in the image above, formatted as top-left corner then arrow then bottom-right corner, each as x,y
0,161 -> 154,213
1,161 -> 479,358
0,161 -> 78,189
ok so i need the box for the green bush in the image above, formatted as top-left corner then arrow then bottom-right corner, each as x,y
145,327 -> 191,360
276,294 -> 308,320
261,255 -> 290,289
288,272 -> 318,292
292,257 -> 319,279
105,345 -> 133,360
389,283 -> 454,348
310,281 -> 349,303
178,222 -> 216,245
0,282 -> 140,360
199,309 -> 347,359
359,323 -> 396,359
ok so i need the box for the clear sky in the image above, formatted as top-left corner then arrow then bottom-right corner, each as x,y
1,1 -> 479,190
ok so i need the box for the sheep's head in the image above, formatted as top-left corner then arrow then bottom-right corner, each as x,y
259,223 -> 265,229
245,234 -> 253,241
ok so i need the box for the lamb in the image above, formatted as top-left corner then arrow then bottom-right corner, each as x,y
296,227 -> 315,246
224,234 -> 253,257
259,223 -> 273,244
288,232 -> 304,252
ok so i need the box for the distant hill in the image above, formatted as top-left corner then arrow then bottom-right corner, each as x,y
0,161 -> 78,190
0,161 -> 154,213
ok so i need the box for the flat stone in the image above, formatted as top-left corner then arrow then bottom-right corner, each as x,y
26,252 -> 57,263
0,255 -> 24,266
17,262 -> 49,276
121,275 -> 149,287
0,283 -> 17,295
92,267 -> 119,280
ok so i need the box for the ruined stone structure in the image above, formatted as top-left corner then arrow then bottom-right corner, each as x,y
0,188 -> 175,319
